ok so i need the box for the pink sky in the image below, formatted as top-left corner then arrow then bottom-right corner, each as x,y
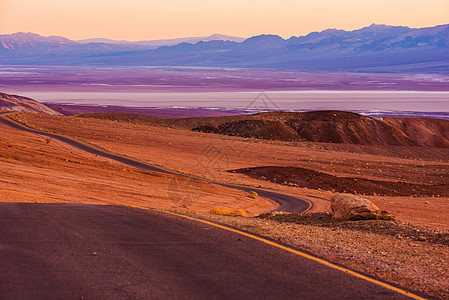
1,0 -> 448,40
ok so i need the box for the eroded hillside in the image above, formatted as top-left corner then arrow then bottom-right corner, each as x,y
0,92 -> 60,115
78,111 -> 449,148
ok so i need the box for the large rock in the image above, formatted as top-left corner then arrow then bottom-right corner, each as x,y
331,194 -> 393,221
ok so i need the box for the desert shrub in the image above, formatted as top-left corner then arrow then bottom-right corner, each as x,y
247,191 -> 258,199
209,207 -> 247,216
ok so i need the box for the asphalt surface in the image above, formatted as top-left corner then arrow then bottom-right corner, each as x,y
0,203 -> 414,299
0,113 -> 310,213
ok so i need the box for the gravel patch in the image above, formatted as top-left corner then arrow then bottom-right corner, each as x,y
181,211 -> 449,299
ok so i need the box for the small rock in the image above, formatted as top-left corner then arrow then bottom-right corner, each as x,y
92,252 -> 97,256
409,243 -> 418,247
379,211 -> 395,221
417,235 -> 427,242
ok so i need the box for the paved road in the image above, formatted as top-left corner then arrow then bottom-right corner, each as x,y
0,113 -> 310,213
0,203 -> 416,299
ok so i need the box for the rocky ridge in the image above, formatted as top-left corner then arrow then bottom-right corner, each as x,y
78,111 -> 449,148
0,92 -> 60,115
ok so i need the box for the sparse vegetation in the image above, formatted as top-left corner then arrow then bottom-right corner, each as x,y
271,211 -> 286,215
209,207 -> 247,216
247,191 -> 258,199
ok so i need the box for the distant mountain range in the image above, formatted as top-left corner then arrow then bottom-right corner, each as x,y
77,34 -> 245,47
1,24 -> 448,72
0,33 -> 245,54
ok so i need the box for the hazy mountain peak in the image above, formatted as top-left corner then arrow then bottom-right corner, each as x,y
0,32 -> 76,51
77,34 -> 245,47
241,34 -> 286,47
208,34 -> 231,39
76,38 -> 125,44
321,28 -> 345,33
368,23 -> 393,29
356,24 -> 412,34
204,34 -> 246,42
3,32 -> 74,43
10,32 -> 40,38
416,23 -> 449,33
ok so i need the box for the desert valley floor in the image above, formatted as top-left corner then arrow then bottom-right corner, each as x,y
1,110 -> 448,298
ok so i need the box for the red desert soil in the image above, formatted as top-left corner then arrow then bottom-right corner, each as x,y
0,123 -> 274,215
10,112 -> 449,230
232,166 -> 449,197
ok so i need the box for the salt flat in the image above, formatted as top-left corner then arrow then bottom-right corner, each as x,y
3,90 -> 449,113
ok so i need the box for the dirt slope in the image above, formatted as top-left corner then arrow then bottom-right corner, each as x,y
0,122 -> 273,215
0,92 -> 60,115
232,166 -> 449,197
383,117 -> 449,148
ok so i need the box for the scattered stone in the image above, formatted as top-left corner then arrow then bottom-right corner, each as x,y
331,194 -> 394,221
379,210 -> 396,221
189,210 -> 449,299
92,252 -> 97,256
418,235 -> 427,242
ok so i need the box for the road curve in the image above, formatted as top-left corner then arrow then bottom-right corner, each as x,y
0,113 -> 310,213
0,203 -> 417,299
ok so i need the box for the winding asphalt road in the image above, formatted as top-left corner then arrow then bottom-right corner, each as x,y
0,113 -> 310,213
0,203 -> 418,299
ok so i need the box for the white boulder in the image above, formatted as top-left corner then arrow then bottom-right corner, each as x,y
331,194 -> 393,221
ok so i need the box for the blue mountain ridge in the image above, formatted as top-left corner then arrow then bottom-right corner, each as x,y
1,24 -> 448,72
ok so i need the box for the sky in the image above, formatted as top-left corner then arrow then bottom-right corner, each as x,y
1,0 -> 448,40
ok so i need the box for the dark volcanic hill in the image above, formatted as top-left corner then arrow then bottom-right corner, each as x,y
188,111 -> 419,146
77,111 -> 449,148
0,92 -> 60,115
231,166 -> 449,197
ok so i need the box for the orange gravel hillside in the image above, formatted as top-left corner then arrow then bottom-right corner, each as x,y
0,121 -> 275,215
9,112 -> 449,229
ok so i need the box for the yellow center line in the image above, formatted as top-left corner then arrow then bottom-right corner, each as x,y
129,205 -> 426,300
